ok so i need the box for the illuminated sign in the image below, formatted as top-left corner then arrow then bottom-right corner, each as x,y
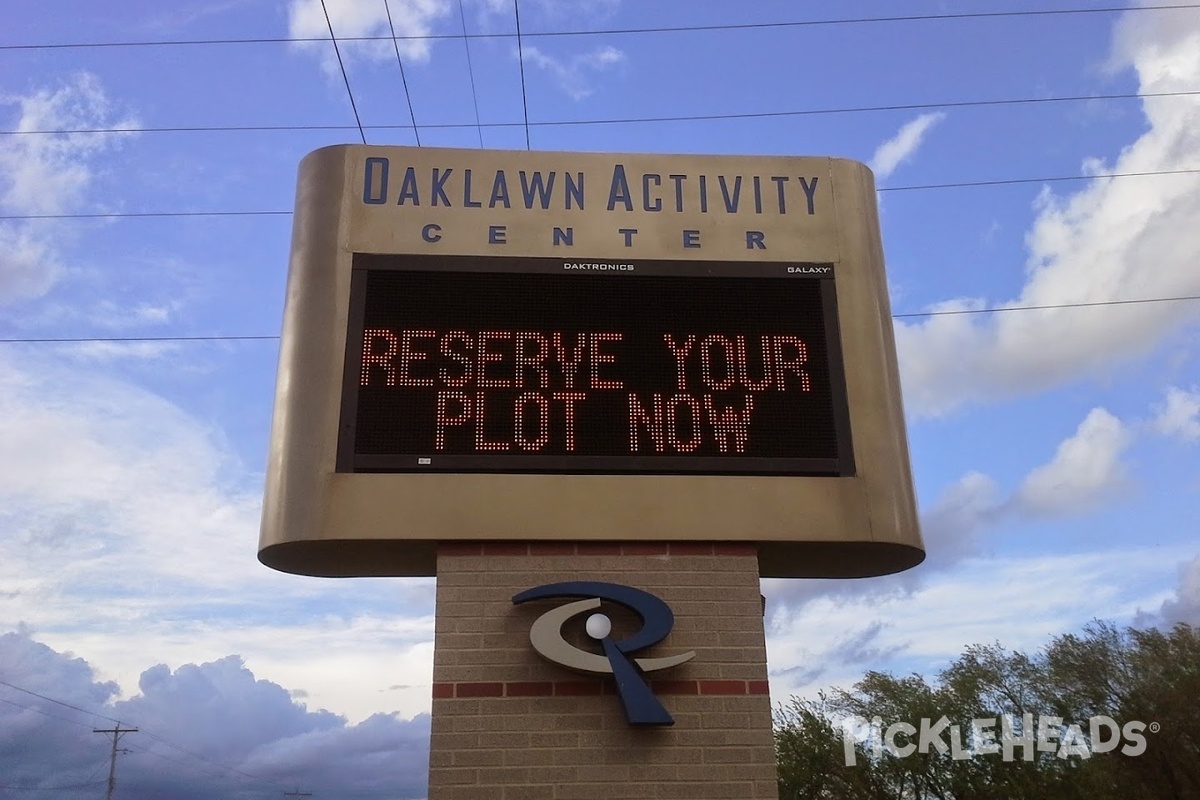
258,145 -> 925,580
337,255 -> 852,475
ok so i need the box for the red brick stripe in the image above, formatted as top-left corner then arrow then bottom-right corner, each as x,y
649,679 -> 699,695
432,680 -> 769,699
454,682 -> 504,698
505,681 -> 553,696
438,542 -> 759,558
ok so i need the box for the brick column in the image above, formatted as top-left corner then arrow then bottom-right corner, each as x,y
427,542 -> 779,800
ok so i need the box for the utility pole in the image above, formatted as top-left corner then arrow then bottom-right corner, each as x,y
93,724 -> 137,800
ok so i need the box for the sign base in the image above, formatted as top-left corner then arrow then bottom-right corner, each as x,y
428,542 -> 779,799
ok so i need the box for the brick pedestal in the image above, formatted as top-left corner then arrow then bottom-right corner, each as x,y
427,542 -> 779,800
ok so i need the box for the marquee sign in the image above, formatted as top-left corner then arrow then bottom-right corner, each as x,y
258,145 -> 923,579
339,254 -> 852,475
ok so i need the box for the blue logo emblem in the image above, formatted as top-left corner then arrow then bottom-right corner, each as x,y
512,581 -> 696,726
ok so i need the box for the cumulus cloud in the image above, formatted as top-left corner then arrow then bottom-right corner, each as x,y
1153,386 -> 1200,441
1154,555 -> 1200,626
1014,408 -> 1133,516
0,631 -> 430,798
0,73 -> 137,303
896,8 -> 1200,416
763,470 -> 1004,615
287,0 -> 451,72
920,470 -> 1004,565
870,112 -> 947,180
767,546 -> 1187,703
520,44 -> 625,101
0,226 -> 55,304
765,406 -> 1132,615
0,353 -> 436,723
767,621 -> 903,688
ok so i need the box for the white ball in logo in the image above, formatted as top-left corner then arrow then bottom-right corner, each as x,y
585,613 -> 612,640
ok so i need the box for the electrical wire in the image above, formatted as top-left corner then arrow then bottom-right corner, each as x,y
878,167 -> 1200,192
0,211 -> 293,220
514,0 -> 531,150
1,295 -> 1197,346
3,165 -> 1198,222
137,729 -> 283,787
892,294 -> 1200,319
0,696 -> 106,730
4,89 -> 1198,138
0,680 -> 122,725
0,679 -> 289,791
4,4 -> 1198,51
0,782 -> 107,791
320,0 -> 367,144
382,0 -> 421,146
0,335 -> 278,343
458,0 -> 485,148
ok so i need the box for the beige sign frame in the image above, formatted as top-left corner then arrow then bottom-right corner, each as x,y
258,144 -> 923,579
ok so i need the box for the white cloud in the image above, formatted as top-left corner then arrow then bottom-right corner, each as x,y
766,545 -> 1190,704
63,341 -> 183,361
920,470 -> 1003,565
520,44 -> 625,101
90,300 -> 177,328
1154,386 -> 1200,441
0,225 -> 57,303
766,407 -> 1132,616
287,0 -> 451,72
1154,555 -> 1200,626
870,112 -> 946,180
896,9 -> 1200,416
0,353 -> 436,723
0,73 -> 137,304
763,470 -> 1003,617
0,73 -> 136,216
1014,407 -> 1133,516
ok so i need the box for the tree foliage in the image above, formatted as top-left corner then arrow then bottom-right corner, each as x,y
775,621 -> 1200,800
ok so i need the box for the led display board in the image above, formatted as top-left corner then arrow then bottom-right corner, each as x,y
339,255 -> 852,475
258,145 -> 923,579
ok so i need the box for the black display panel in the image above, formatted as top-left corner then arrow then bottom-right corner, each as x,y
337,254 -> 853,475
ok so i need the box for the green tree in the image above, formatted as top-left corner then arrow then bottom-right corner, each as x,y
774,621 -> 1200,800
1043,622 -> 1200,799
774,694 -> 888,800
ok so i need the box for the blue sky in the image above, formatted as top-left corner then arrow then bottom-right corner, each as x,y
2,0 -> 1199,796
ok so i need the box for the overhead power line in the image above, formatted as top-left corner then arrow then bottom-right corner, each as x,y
877,166 -> 1200,191
0,678 -> 288,790
382,0 -> 421,146
5,88 -> 1199,138
0,679 -> 122,725
319,0 -> 366,145
0,781 -> 107,791
458,0 -> 485,148
3,4 -> 1198,51
2,166 -> 1198,223
514,0 -> 532,150
0,695 -> 108,730
0,210 -> 293,220
0,334 -> 280,343
891,294 -> 1200,319
94,725 -> 137,800
138,728 -> 280,787
1,295 -> 1197,347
